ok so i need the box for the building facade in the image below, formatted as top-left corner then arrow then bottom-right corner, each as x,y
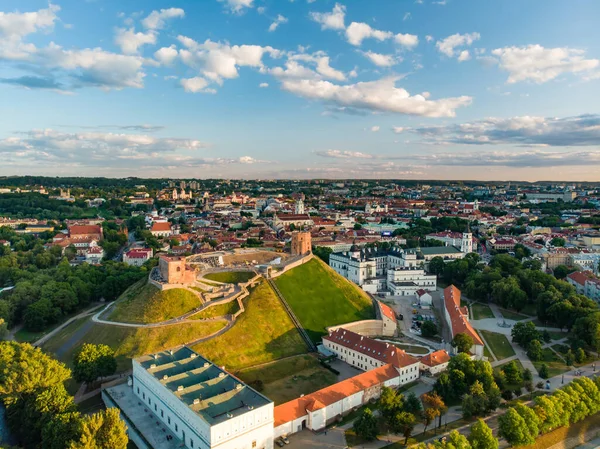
442,286 -> 484,359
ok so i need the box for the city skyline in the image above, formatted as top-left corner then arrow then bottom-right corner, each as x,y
1,0 -> 599,181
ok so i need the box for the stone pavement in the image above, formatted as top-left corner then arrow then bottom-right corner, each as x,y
286,427 -> 347,449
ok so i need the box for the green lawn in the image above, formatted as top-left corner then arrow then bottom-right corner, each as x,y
108,280 -> 201,324
44,319 -> 227,373
191,280 -> 308,371
394,344 -> 430,355
203,271 -> 255,284
237,354 -> 336,405
498,308 -> 529,321
479,330 -> 516,360
471,303 -> 494,320
548,331 -> 568,340
494,358 -> 525,374
532,348 -> 570,378
191,300 -> 240,319
520,303 -> 537,317
274,258 -> 375,343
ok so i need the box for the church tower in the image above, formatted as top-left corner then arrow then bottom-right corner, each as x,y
461,224 -> 473,254
295,198 -> 305,215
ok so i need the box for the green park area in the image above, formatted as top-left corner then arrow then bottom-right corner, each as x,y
237,354 -> 337,405
479,330 -> 516,360
274,258 -> 375,343
499,308 -> 530,321
203,271 -> 255,284
43,318 -> 227,373
108,280 -> 200,324
471,303 -> 494,320
191,280 -> 308,371
532,348 -> 570,378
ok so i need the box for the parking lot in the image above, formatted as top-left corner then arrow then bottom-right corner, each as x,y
283,428 -> 347,449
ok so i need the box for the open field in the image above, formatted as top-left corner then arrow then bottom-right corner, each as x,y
191,300 -> 240,319
191,280 -> 308,371
108,280 -> 201,324
394,344 -> 429,355
532,348 -> 570,378
44,319 -> 227,373
471,303 -> 494,320
203,271 -> 255,284
479,330 -> 516,360
237,354 -> 337,405
274,258 -> 375,343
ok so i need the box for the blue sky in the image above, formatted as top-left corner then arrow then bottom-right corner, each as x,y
1,0 -> 599,181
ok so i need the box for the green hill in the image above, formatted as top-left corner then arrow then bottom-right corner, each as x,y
203,271 -> 255,284
108,280 -> 201,324
274,257 -> 375,343
191,280 -> 308,371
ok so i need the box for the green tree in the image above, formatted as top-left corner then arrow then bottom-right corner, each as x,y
452,333 -> 474,354
503,361 -> 522,385
379,386 -> 404,425
423,407 -> 439,434
498,408 -> 534,447
391,411 -> 416,444
420,320 -> 438,338
42,412 -> 83,449
575,347 -> 586,364
468,419 -> 498,449
0,318 -> 8,340
527,340 -> 543,361
539,363 -> 550,379
73,343 -> 117,384
353,408 -> 378,441
404,392 -> 423,417
551,237 -> 566,247
511,321 -> 540,348
565,349 -> 574,367
69,408 -> 128,449
429,257 -> 446,276
553,265 -> 571,280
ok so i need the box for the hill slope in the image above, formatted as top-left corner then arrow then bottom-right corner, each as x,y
274,257 -> 375,343
191,280 -> 307,371
108,280 -> 201,324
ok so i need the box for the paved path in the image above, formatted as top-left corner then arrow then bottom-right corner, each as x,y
55,318 -> 96,358
6,323 -> 23,341
34,303 -> 104,347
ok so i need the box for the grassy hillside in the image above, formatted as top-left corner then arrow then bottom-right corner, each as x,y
203,271 -> 255,284
44,319 -> 227,373
191,280 -> 307,371
191,301 -> 240,319
108,280 -> 201,324
274,257 -> 375,343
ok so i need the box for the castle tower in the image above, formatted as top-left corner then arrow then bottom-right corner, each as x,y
291,231 -> 311,256
461,225 -> 473,254
295,199 -> 305,215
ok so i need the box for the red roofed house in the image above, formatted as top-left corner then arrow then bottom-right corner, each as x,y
567,271 -> 594,295
123,248 -> 153,266
416,289 -> 433,308
274,363 -> 405,438
419,350 -> 451,375
442,285 -> 484,359
322,328 -> 419,377
150,221 -> 172,237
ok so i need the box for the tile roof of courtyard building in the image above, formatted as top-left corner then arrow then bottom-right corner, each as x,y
420,350 -> 451,367
151,222 -> 172,232
442,285 -> 484,346
378,301 -> 397,323
274,363 -> 399,427
135,347 -> 271,426
69,224 -> 102,235
323,328 -> 418,369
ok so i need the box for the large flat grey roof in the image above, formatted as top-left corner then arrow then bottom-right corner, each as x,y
136,347 -> 271,426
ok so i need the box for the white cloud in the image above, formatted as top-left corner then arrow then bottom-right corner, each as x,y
362,51 -> 397,67
239,156 -> 258,163
346,22 -> 393,46
457,50 -> 470,62
371,126 -> 380,132
0,4 -> 60,38
491,45 -> 600,84
393,127 -> 405,133
178,37 -> 280,88
259,82 -> 269,88
436,32 -> 480,58
403,12 -> 411,21
279,76 -> 472,117
309,3 -> 346,30
268,15 -> 288,32
284,51 -> 346,81
154,45 -> 178,65
180,76 -> 213,93
315,149 -> 375,159
217,0 -> 254,14
141,8 -> 185,30
394,33 -> 419,49
425,35 -> 434,43
114,28 -> 156,55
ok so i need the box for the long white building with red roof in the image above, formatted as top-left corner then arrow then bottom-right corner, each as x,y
442,285 -> 484,359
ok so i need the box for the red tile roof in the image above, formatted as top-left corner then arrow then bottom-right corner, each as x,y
69,225 -> 102,236
443,285 -> 484,346
125,249 -> 152,259
378,301 -> 397,323
151,222 -> 172,232
567,271 -> 594,287
420,350 -> 451,367
274,364 -> 399,427
323,328 -> 418,369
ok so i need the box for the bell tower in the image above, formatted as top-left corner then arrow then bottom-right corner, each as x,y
461,223 -> 473,254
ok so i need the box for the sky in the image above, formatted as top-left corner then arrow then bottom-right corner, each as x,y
0,0 -> 599,181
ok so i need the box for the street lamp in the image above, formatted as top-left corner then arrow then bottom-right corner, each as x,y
561,374 -> 564,384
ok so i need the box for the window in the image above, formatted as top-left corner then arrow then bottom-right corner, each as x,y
137,387 -> 139,394
154,404 -> 157,412
142,393 -> 145,400
191,440 -> 194,448
161,410 -> 164,418
168,417 -> 171,425
175,424 -> 178,432
252,442 -> 257,448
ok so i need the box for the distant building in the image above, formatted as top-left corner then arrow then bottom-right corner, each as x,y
294,199 -> 305,215
290,231 -> 311,256
426,230 -> 476,253
273,214 -> 313,231
524,191 -> 576,203
416,289 -> 433,308
151,222 -> 173,237
123,248 -> 153,266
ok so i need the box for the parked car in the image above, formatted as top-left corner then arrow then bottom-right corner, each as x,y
276,439 -> 285,447
281,436 -> 290,445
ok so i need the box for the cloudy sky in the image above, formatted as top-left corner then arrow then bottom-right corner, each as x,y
0,0 -> 599,181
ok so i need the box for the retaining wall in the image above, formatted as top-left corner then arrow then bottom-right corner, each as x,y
269,253 -> 313,279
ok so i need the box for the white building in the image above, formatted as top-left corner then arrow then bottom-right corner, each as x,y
294,199 -> 305,215
106,347 -> 274,449
329,246 -> 439,295
416,289 -> 433,308
365,203 -> 388,214
426,231 -> 476,253
419,350 -> 451,375
442,286 -> 484,359
124,248 -> 153,266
